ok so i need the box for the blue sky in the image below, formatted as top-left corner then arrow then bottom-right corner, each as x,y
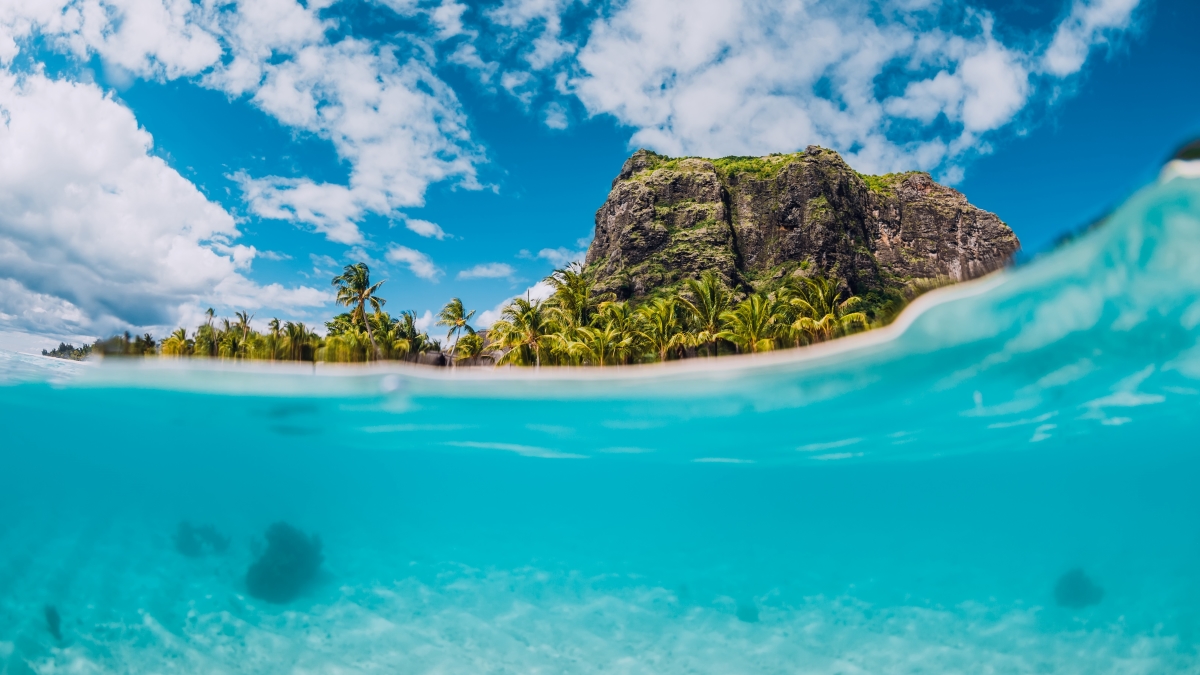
0,0 -> 1194,349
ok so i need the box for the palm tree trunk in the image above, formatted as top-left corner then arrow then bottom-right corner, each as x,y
360,300 -> 380,360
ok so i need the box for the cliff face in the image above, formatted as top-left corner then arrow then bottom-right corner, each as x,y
585,146 -> 1019,300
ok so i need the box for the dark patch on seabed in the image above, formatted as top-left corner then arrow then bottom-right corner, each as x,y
1055,568 -> 1104,608
43,605 -> 61,641
245,522 -> 324,604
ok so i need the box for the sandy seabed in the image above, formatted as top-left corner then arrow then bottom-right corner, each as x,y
0,519 -> 1192,675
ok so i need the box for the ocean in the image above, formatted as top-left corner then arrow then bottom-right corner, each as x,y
2,174 -> 1199,673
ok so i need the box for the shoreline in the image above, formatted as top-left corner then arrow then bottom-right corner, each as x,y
15,268 -> 1012,399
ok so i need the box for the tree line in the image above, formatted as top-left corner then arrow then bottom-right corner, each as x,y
59,261 -> 934,366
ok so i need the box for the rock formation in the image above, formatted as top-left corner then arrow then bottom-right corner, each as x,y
585,147 -> 1019,304
245,522 -> 323,604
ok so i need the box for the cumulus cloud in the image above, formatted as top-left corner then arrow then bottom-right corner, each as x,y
0,71 -> 326,337
528,246 -> 585,267
476,279 -> 554,327
1043,0 -> 1141,77
457,262 -> 515,280
405,218 -> 449,239
3,0 -> 484,245
459,0 -> 1142,178
223,34 -> 481,243
542,101 -> 569,130
386,244 -> 442,280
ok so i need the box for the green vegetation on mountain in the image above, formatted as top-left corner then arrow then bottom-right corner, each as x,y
587,146 -> 1019,324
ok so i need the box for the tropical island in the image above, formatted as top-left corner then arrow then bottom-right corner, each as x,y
49,147 -> 1019,367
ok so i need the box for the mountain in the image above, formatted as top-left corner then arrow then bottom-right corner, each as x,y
584,146 -> 1020,311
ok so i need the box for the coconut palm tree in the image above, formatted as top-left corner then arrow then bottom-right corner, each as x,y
133,333 -> 157,355
193,308 -> 218,357
283,321 -> 316,361
323,324 -> 371,362
720,293 -> 783,354
454,332 -> 484,364
546,262 -> 601,330
437,298 -> 475,368
592,301 -> 641,364
782,276 -> 868,342
562,322 -> 629,367
266,318 -> 283,360
488,297 -> 552,366
679,271 -> 733,356
636,297 -> 689,362
395,310 -> 434,361
234,310 -> 254,340
161,328 -> 193,356
332,262 -> 386,359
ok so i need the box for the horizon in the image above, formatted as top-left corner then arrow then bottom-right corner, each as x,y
1,0 -> 1198,353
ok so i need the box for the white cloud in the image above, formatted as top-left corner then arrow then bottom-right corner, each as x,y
487,0 -> 577,70
386,244 -> 442,280
413,308 -> 435,332
310,253 -> 339,277
3,0 -> 484,245
5,0 -> 225,79
220,28 -> 482,243
542,101 -> 568,130
476,279 -> 553,327
460,0 -> 1141,178
1043,0 -> 1141,77
430,0 -> 470,40
405,218 -> 449,239
0,70 -> 327,337
536,246 -> 585,267
457,262 -> 515,280
236,173 -> 366,244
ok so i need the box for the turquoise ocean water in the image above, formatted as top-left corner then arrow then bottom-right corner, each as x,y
3,175 -> 1200,673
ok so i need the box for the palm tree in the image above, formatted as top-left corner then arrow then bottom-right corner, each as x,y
437,298 -> 476,368
234,310 -> 255,355
720,293 -> 782,354
267,318 -> 283,360
133,333 -> 157,355
562,323 -> 629,367
332,263 -> 386,359
283,321 -> 315,361
395,310 -> 433,362
487,297 -> 552,366
782,276 -> 868,342
323,325 -> 370,362
595,301 -> 640,364
194,308 -> 218,357
636,297 -> 688,362
161,328 -> 193,356
546,263 -> 601,329
454,332 -> 484,364
679,271 -> 733,356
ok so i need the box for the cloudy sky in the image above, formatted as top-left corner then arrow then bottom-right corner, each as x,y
0,0 -> 1196,349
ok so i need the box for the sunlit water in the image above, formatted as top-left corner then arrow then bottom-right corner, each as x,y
4,177 -> 1200,674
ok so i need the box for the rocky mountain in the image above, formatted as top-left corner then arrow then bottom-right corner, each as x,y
584,146 -> 1019,308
